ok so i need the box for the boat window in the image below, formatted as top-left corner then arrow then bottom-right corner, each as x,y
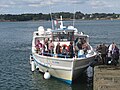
53,34 -> 59,41
53,32 -> 74,41
74,36 -> 87,45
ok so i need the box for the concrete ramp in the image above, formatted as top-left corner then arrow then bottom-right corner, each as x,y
94,65 -> 120,90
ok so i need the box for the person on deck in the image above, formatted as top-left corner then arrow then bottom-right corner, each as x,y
35,40 -> 42,54
44,38 -> 49,52
76,38 -> 82,50
61,45 -> 68,58
43,38 -> 49,56
49,40 -> 54,55
75,38 -> 82,57
82,40 -> 90,54
69,41 -> 74,58
56,42 -> 61,57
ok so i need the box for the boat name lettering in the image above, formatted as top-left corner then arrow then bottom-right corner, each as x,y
52,61 -> 59,64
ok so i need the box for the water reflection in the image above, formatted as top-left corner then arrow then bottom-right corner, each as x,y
71,66 -> 93,90
86,66 -> 93,90
30,66 -> 94,90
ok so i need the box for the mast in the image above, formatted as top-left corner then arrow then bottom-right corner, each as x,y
73,3 -> 76,27
60,16 -> 64,29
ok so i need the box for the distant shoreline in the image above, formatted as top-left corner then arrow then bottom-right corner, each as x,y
0,18 -> 120,22
0,12 -> 120,22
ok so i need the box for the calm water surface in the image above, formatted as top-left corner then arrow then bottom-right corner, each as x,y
0,20 -> 120,90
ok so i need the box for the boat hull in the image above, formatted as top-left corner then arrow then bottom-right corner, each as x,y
32,53 -> 95,84
72,56 -> 94,80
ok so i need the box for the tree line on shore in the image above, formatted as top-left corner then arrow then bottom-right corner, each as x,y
0,11 -> 120,21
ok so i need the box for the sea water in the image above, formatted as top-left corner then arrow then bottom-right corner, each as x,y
0,20 -> 120,90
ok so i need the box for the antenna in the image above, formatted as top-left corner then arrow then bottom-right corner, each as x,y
73,3 -> 76,27
49,1 -> 54,30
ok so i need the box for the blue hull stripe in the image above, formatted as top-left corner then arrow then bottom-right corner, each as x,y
54,76 -> 72,84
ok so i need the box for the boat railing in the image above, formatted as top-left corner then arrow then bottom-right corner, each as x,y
38,51 -> 91,58
38,52 -> 71,58
34,47 -> 94,58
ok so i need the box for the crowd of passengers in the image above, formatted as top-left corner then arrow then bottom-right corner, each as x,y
35,38 -> 90,58
35,38 -> 120,65
96,42 -> 119,66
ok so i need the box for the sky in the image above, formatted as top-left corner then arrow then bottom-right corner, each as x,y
0,0 -> 120,14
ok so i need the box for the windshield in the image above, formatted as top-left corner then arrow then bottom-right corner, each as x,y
53,32 -> 74,42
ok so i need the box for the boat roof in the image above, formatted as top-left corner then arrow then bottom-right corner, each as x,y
75,33 -> 89,37
51,28 -> 75,33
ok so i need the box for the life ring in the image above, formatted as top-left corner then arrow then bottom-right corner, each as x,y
62,44 -> 69,51
62,44 -> 67,47
66,46 -> 69,52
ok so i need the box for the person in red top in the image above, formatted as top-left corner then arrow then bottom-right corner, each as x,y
35,40 -> 42,54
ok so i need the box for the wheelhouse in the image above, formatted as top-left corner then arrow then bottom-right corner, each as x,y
52,29 -> 75,42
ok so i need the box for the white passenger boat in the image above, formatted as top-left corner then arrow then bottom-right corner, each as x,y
30,16 -> 96,84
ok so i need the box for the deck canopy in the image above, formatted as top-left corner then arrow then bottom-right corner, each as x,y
51,29 -> 75,42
